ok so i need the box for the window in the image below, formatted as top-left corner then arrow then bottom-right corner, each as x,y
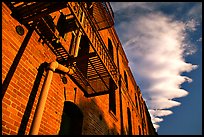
135,93 -> 138,110
108,38 -> 114,59
109,79 -> 116,114
57,12 -> 77,38
124,71 -> 128,89
127,107 -> 132,135
138,125 -> 141,135
59,101 -> 83,135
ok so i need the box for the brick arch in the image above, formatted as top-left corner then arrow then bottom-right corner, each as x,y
59,101 -> 83,135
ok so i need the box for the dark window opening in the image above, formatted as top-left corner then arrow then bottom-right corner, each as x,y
140,99 -> 143,118
57,12 -> 77,38
138,125 -> 141,135
109,79 -> 116,114
127,107 -> 132,135
124,71 -> 128,89
108,38 -> 114,59
59,101 -> 83,135
135,93 -> 138,110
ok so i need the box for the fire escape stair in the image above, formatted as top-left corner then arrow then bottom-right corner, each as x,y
91,2 -> 114,31
7,2 -> 68,25
5,2 -> 118,97
67,2 -> 118,96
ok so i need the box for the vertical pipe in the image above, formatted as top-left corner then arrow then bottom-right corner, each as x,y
29,69 -> 54,135
69,31 -> 76,56
74,30 -> 82,57
74,11 -> 85,57
29,61 -> 73,135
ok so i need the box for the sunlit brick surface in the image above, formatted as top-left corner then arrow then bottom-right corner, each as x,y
2,2 -> 157,135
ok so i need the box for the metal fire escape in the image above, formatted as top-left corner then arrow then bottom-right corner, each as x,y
5,2 -> 118,97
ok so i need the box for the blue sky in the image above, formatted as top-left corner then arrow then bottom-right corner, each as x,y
110,2 -> 202,135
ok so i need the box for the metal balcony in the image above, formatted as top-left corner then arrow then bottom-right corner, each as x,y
67,2 -> 118,96
87,2 -> 114,31
5,2 -> 68,25
5,2 -> 118,97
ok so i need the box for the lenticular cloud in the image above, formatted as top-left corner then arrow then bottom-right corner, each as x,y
116,12 -> 198,130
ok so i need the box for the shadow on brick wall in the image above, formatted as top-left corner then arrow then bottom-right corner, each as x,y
2,29 -> 34,100
18,62 -> 48,135
77,97 -> 120,135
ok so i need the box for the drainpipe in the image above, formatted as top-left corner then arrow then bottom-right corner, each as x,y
73,29 -> 82,57
73,10 -> 85,57
29,61 -> 74,135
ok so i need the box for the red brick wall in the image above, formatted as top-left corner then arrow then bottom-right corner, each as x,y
2,2 -> 156,135
2,2 -> 59,134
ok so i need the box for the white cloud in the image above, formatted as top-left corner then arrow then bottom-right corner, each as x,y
152,117 -> 164,123
110,2 -> 153,13
153,124 -> 160,131
146,98 -> 181,110
111,3 -> 198,130
185,19 -> 199,32
182,43 -> 197,56
197,37 -> 202,42
149,109 -> 173,117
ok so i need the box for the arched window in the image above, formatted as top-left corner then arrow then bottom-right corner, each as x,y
124,71 -> 128,89
59,101 -> 83,135
127,107 -> 132,135
108,38 -> 114,59
135,93 -> 139,110
109,79 -> 116,114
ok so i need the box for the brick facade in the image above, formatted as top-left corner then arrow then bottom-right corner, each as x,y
2,2 -> 157,135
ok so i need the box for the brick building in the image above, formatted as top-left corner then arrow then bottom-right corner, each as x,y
2,2 -> 157,135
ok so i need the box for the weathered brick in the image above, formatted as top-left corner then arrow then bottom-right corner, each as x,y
2,2 -> 156,135
14,121 -> 20,127
11,82 -> 20,90
7,106 -> 18,115
17,111 -> 23,118
10,130 -> 17,135
11,102 -> 17,108
9,91 -> 18,99
3,115 -> 14,125
3,97 -> 12,106
2,126 -> 11,134
10,113 -> 22,123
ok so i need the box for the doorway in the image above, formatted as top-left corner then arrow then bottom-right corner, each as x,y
59,101 -> 83,135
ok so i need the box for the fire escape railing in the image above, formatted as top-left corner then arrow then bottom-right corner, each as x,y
5,2 -> 118,97
7,2 -> 68,25
67,2 -> 118,87
90,2 -> 114,31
